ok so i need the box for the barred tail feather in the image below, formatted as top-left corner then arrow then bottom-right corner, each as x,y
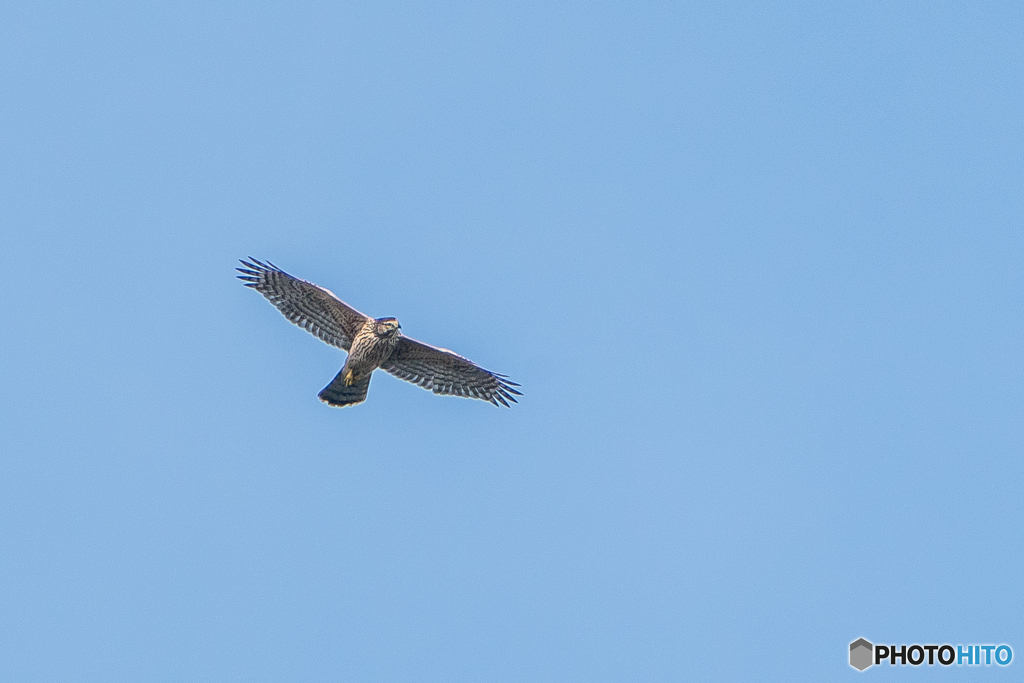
318,370 -> 372,407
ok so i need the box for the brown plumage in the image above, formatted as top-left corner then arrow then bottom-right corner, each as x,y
237,259 -> 521,408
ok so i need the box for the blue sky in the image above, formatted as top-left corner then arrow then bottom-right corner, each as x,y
1,1 -> 1021,680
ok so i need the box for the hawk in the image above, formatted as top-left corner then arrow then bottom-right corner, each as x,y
237,258 -> 521,408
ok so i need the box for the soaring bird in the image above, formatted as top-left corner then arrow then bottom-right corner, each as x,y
237,259 -> 521,408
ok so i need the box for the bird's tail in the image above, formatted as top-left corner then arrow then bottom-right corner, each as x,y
318,369 -> 372,407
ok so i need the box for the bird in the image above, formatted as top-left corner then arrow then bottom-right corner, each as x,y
237,258 -> 521,408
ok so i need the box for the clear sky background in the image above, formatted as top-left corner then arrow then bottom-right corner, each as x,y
1,1 -> 1021,681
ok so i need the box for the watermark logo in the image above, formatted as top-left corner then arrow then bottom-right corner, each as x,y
850,639 -> 873,671
849,638 -> 1012,671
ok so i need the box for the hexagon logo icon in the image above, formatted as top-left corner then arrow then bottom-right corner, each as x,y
850,638 -> 874,671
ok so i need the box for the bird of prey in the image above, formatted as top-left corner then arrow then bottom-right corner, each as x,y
237,258 -> 521,408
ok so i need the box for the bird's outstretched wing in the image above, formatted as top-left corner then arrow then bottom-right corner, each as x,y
237,258 -> 371,351
381,337 -> 521,407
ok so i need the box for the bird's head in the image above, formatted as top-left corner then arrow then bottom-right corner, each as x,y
375,317 -> 402,338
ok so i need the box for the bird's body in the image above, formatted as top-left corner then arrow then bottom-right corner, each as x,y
343,317 -> 403,385
237,259 -> 520,408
